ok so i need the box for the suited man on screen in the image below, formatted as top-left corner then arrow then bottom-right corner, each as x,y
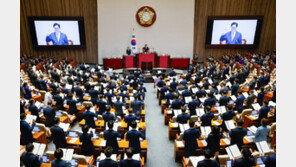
219,22 -> 242,44
46,23 -> 69,45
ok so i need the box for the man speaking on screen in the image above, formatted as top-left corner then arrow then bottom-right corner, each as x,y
219,22 -> 242,44
45,23 -> 69,45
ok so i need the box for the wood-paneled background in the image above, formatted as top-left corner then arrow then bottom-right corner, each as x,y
20,0 -> 275,63
193,0 -> 276,61
20,0 -> 98,64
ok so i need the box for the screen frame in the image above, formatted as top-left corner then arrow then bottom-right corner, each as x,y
205,16 -> 263,49
28,16 -> 86,49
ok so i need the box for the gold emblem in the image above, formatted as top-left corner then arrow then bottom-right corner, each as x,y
138,7 -> 155,25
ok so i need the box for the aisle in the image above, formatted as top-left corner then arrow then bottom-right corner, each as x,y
145,83 -> 182,167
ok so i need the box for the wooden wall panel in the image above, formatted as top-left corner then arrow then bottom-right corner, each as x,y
20,0 -> 98,64
193,0 -> 276,61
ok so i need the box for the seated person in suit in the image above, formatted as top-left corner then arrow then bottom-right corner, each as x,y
51,148 -> 71,167
197,149 -> 220,167
79,125 -> 94,156
126,46 -> 132,56
118,148 -> 141,167
142,44 -> 149,53
200,106 -> 215,126
254,118 -> 270,143
126,121 -> 146,154
183,120 -> 200,157
50,118 -> 67,149
83,105 -> 98,128
262,145 -> 276,167
229,119 -> 247,150
98,146 -> 119,167
176,106 -> 191,124
104,121 -> 122,154
43,101 -> 56,127
20,113 -> 35,145
20,143 -> 42,167
232,148 -> 256,167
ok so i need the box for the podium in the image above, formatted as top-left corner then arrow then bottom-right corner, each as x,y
141,62 -> 153,71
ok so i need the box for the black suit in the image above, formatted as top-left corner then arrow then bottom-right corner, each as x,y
43,106 -> 56,127
50,125 -> 67,149
99,158 -> 118,167
201,112 -> 214,126
229,127 -> 247,149
183,128 -> 200,157
197,158 -> 219,167
20,121 -> 35,145
104,129 -> 121,153
20,152 -> 41,167
233,157 -> 256,167
80,132 -> 94,156
206,132 -> 221,155
119,159 -> 141,167
177,113 -> 190,124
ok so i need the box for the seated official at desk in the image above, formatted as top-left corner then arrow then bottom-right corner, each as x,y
183,120 -> 201,157
80,125 -> 94,156
126,121 -> 146,154
50,118 -> 67,149
104,121 -> 122,154
118,148 -> 141,167
126,47 -> 132,56
197,149 -> 219,167
20,113 -> 36,145
98,146 -> 119,167
52,148 -> 71,167
232,148 -> 256,167
262,145 -> 276,167
229,119 -> 247,150
142,44 -> 149,53
176,106 -> 190,124
20,143 -> 42,167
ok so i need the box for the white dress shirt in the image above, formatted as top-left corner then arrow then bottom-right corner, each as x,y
44,92 -> 53,106
56,32 -> 60,42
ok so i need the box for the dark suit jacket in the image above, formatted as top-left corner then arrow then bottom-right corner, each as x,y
51,159 -> 71,167
197,158 -> 219,167
201,112 -> 214,126
231,83 -> 240,96
219,96 -> 230,106
114,101 -> 124,115
183,128 -> 200,157
20,121 -> 35,145
263,153 -> 276,167
177,113 -> 191,124
257,92 -> 265,106
219,31 -> 242,44
50,125 -> 67,149
125,114 -> 139,128
99,158 -> 118,167
230,127 -> 247,149
118,159 -> 141,167
233,157 -> 256,167
103,112 -> 115,126
83,111 -> 98,128
258,106 -> 271,125
234,95 -> 245,112
43,106 -> 56,127
126,129 -> 145,153
171,100 -> 183,109
206,132 -> 221,154
28,104 -> 40,120
80,132 -> 94,156
104,129 -> 121,153
188,100 -> 200,115
20,152 -> 41,167
53,94 -> 64,110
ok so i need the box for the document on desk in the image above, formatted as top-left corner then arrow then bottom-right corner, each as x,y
32,143 -> 40,155
185,96 -> 192,103
176,140 -> 184,147
222,138 -> 231,145
252,103 -> 261,111
69,138 -> 78,144
63,149 -> 74,161
35,101 -> 42,108
243,92 -> 249,98
230,95 -> 237,101
217,106 -> 227,114
248,126 -> 258,134
196,108 -> 205,117
199,98 -> 207,103
226,144 -> 242,159
167,109 -> 172,114
59,123 -> 70,132
256,141 -> 271,154
90,107 -> 96,113
201,140 -> 208,147
245,136 -> 255,143
195,122 -> 201,127
37,143 -> 46,156
268,101 -> 276,107
99,140 -> 106,147
189,156 -> 205,167
66,84 -> 73,90
201,126 -> 211,137
192,87 -> 199,94
225,120 -> 236,131
124,153 -> 141,161
171,122 -> 178,127
212,120 -> 221,126
215,94 -> 222,100
217,85 -> 221,92
226,82 -> 232,87
25,115 -> 37,125
173,109 -> 182,116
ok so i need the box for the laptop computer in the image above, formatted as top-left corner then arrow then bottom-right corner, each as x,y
68,131 -> 79,138
226,159 -> 233,167
69,159 -> 78,167
41,155 -> 50,163
33,126 -> 41,133
257,156 -> 265,165
247,130 -> 253,136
